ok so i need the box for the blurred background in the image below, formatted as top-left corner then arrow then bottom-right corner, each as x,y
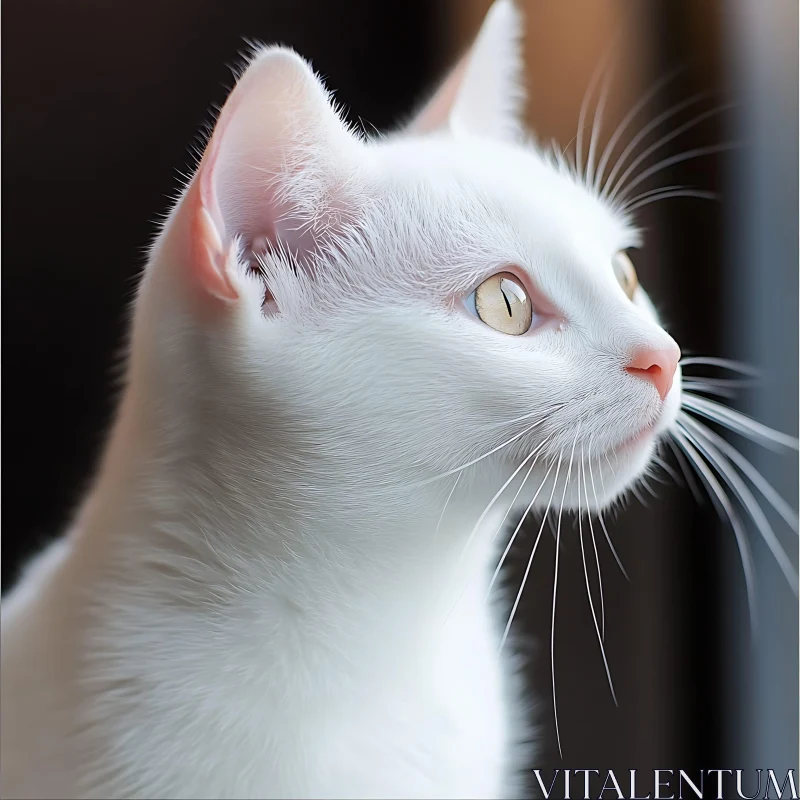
3,0 -> 797,784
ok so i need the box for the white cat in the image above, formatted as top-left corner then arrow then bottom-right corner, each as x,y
2,1 -> 703,797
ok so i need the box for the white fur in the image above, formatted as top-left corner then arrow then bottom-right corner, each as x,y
1,2 -> 681,797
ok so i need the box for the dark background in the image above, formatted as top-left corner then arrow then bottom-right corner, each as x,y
3,0 -> 797,782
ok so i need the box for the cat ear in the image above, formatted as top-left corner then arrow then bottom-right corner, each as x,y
183,47 -> 361,302
407,0 -> 525,142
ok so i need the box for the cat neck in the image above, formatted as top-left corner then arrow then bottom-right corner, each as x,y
75,378 -> 507,650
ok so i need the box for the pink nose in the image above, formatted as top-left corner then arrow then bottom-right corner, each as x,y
625,345 -> 681,401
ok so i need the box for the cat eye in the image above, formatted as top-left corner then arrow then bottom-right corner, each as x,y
466,272 -> 533,335
612,251 -> 638,300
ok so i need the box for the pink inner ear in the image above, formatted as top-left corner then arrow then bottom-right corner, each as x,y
181,140 -> 239,303
177,90 -> 250,304
407,54 -> 470,135
190,199 -> 240,301
182,94 -> 305,301
182,48 -> 361,302
404,0 -> 525,142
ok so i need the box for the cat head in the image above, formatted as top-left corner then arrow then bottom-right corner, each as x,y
141,0 -> 681,518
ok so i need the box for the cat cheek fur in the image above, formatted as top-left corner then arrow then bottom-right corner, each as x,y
1,1 -> 685,798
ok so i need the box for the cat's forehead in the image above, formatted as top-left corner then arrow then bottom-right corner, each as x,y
361,135 -> 637,293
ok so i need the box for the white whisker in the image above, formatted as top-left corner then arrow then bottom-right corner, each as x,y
682,394 -> 799,451
579,456 -> 617,703
576,42 -> 616,180
665,436 -> 705,505
621,184 -> 717,212
679,418 -> 798,594
652,454 -> 685,486
601,91 -> 706,199
560,134 -> 577,160
586,66 -> 612,188
682,380 -> 741,400
487,401 -> 564,429
608,103 -> 733,204
594,67 -> 685,195
683,419 -> 798,533
624,189 -> 718,213
551,429 -> 580,759
497,458 -> 561,638
433,473 -> 461,543
449,438 -> 554,591
585,454 -> 606,638
631,484 -> 649,507
683,376 -> 757,390
489,449 -> 545,545
645,468 -> 672,488
679,356 -> 760,376
415,411 -> 557,487
611,142 -> 740,205
640,476 -> 659,499
489,458 -> 557,594
590,452 -> 629,579
621,183 -> 692,205
671,430 -> 758,631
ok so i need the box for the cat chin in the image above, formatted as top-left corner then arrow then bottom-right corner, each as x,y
571,433 -> 659,512
495,434 -> 657,518
600,436 -> 660,506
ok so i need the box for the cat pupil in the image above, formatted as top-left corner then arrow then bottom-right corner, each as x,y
501,289 -> 513,317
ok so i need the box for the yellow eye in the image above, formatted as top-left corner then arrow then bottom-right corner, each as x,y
612,251 -> 638,300
472,272 -> 533,335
